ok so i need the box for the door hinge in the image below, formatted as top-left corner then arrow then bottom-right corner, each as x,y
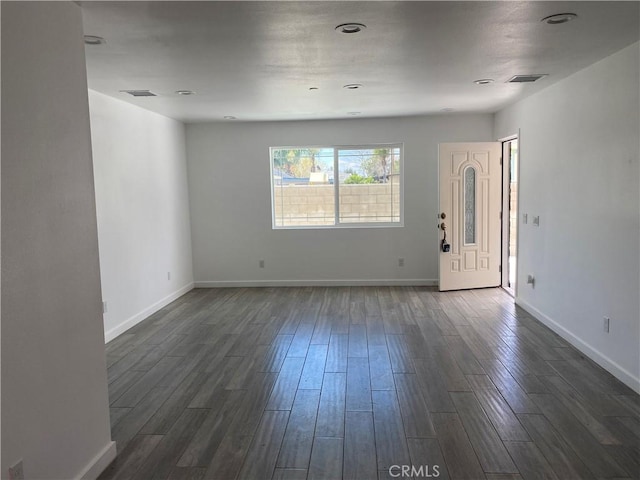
499,211 -> 503,220
499,265 -> 502,273
500,156 -> 503,165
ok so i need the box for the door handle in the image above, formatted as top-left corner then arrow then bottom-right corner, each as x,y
439,222 -> 446,230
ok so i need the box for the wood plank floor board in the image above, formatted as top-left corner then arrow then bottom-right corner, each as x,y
140,370 -> 209,435
308,437 -> 344,480
603,444 -> 640,480
101,286 -> 639,480
348,324 -> 369,358
111,386 -> 172,451
112,355 -> 184,408
272,468 -> 308,480
109,407 -> 132,430
310,315 -> 332,345
237,410 -> 290,480
177,389 -> 246,467
368,344 -> 395,391
385,334 -> 416,373
445,336 -> 486,375
517,414 -> 599,480
476,357 -> 540,415
470,384 -> 531,442
503,441 -> 560,480
315,372 -> 347,438
255,334 -> 294,373
432,412 -> 486,480
276,389 -> 321,469
202,434 -> 253,480
325,334 -> 348,373
166,466 -> 207,480
266,357 -> 305,411
286,320 -> 314,355
229,371 -> 279,436
450,392 -> 518,474
343,411 -> 377,480
372,390 -> 411,471
132,408 -> 209,480
429,346 -> 472,392
412,357 -> 456,413
189,355 -> 243,408
346,356 -> 373,412
394,373 -> 436,438
97,434 -> 164,480
298,344 -> 328,390
538,375 -> 621,445
406,438 -> 450,480
529,393 -> 630,478
108,369 -> 146,406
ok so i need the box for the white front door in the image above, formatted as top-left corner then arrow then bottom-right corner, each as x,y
438,142 -> 501,291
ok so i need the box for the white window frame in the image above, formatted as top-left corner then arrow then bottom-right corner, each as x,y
270,143 -> 404,229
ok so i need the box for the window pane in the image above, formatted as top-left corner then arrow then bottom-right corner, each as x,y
337,147 -> 401,224
271,144 -> 401,228
464,166 -> 476,244
272,148 -> 335,227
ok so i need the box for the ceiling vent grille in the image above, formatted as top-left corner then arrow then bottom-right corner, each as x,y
120,90 -> 157,97
507,74 -> 548,83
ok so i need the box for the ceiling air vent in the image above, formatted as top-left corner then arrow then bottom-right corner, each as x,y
507,74 -> 548,83
120,90 -> 157,97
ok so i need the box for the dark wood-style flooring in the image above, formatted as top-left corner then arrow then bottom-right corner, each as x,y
99,287 -> 640,480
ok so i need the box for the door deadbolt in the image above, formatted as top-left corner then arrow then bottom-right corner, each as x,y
439,212 -> 446,219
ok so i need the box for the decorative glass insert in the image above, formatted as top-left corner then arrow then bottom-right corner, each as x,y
464,167 -> 476,244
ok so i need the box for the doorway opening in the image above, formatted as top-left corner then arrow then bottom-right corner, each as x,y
501,137 -> 519,295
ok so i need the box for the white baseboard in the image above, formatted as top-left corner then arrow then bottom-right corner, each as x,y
516,297 -> 640,394
76,441 -> 116,480
194,279 -> 437,288
104,283 -> 194,343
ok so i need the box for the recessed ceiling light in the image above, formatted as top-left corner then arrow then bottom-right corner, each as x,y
343,83 -> 363,90
441,108 -> 455,112
223,116 -> 237,120
84,35 -> 106,45
541,13 -> 578,25
347,112 -> 361,116
309,87 -> 319,91
473,79 -> 494,85
175,90 -> 195,96
335,23 -> 366,34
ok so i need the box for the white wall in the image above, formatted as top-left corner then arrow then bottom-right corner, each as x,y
494,42 -> 640,392
1,3 -> 115,479
89,91 -> 194,342
186,115 -> 493,286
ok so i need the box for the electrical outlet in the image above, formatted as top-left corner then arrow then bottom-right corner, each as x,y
533,216 -> 540,226
9,460 -> 24,480
527,274 -> 535,287
398,258 -> 405,267
523,213 -> 528,224
603,317 -> 610,333
167,271 -> 171,281
102,301 -> 108,314
259,260 -> 265,268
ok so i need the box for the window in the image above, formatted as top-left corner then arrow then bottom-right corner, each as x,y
270,144 -> 403,228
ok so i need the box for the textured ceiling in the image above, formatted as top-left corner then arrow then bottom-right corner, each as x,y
81,1 -> 640,122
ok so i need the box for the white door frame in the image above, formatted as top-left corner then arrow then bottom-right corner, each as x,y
499,133 -> 520,297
